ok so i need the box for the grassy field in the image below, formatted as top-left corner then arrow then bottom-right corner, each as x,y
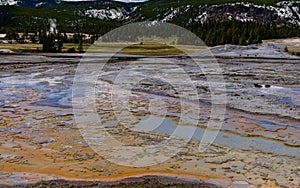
2,39 -> 300,55
0,42 -> 206,55
62,43 -> 91,53
0,43 -> 91,53
263,38 -> 300,55
90,42 -> 207,55
0,43 -> 43,52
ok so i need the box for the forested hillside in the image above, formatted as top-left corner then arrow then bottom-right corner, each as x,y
0,0 -> 300,47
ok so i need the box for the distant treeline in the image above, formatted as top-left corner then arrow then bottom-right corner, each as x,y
0,6 -> 120,35
2,21 -> 300,48
105,21 -> 300,46
1,5 -> 300,48
186,21 -> 300,46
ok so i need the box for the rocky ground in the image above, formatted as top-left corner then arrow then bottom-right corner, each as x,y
0,44 -> 299,188
7,176 -> 218,188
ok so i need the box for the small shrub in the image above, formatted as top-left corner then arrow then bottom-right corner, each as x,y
67,47 -> 76,53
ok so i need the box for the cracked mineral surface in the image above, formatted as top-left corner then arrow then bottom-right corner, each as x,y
0,52 -> 299,187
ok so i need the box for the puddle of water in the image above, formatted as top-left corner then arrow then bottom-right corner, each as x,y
31,89 -> 72,109
0,72 -> 74,109
102,120 -> 119,127
273,97 -> 295,107
136,115 -> 178,134
2,93 -> 27,100
0,99 -> 4,108
132,115 -> 300,157
252,120 -> 287,131
4,173 -> 28,185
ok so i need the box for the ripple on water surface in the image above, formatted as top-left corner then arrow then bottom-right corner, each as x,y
0,73 -> 73,109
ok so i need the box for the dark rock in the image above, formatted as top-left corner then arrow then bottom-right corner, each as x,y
254,83 -> 263,88
57,121 -> 69,126
39,138 -> 55,146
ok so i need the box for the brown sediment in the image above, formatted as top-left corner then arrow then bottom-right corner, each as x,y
4,174 -> 218,188
0,96 -> 290,187
0,57 -> 299,188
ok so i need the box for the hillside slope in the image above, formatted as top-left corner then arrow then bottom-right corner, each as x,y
1,0 -> 300,25
0,0 -> 299,46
